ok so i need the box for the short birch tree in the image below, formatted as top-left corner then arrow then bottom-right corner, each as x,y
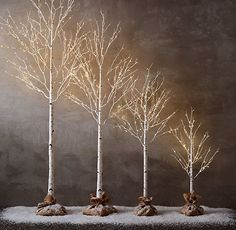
0,0 -> 86,206
170,108 -> 219,194
113,68 -> 174,202
67,13 -> 137,203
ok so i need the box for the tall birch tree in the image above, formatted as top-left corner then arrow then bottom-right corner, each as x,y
0,0 -> 86,205
113,68 -> 174,204
67,13 -> 137,201
170,108 -> 219,193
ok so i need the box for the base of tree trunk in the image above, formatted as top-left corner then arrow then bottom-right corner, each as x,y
36,203 -> 67,216
134,196 -> 158,216
181,203 -> 204,216
83,204 -> 117,216
83,191 -> 117,217
36,194 -> 67,216
180,192 -> 204,216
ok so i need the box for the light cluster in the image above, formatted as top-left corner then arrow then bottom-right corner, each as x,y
170,108 -> 219,193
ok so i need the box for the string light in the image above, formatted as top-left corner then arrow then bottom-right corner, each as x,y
170,108 -> 219,180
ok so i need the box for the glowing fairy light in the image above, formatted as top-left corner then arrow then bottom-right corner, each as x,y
170,108 -> 219,193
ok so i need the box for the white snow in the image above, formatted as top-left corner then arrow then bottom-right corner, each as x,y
1,206 -> 234,226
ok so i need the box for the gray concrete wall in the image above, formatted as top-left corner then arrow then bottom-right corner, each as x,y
0,0 -> 235,208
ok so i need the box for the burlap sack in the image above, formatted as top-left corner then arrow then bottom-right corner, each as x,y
83,191 -> 117,216
134,196 -> 158,216
36,194 -> 67,216
180,192 -> 204,216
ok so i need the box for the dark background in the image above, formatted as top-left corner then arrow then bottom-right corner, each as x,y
0,0 -> 235,209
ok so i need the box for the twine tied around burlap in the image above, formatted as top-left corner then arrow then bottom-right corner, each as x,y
181,192 -> 204,216
138,196 -> 153,206
36,194 -> 67,216
90,191 -> 110,206
37,194 -> 57,208
183,192 -> 201,205
134,196 -> 158,216
83,191 -> 117,216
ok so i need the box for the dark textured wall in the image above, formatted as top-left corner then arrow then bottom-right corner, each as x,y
0,0 -> 235,208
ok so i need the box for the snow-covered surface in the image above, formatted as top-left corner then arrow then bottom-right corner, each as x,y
1,206 -> 234,225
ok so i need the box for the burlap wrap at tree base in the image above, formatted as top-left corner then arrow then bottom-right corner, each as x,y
36,194 -> 67,216
180,192 -> 204,216
134,196 -> 158,216
83,191 -> 117,216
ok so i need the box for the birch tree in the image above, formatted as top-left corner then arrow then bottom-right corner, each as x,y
113,68 -> 174,199
67,13 -> 137,200
0,0 -> 86,204
170,108 -> 219,193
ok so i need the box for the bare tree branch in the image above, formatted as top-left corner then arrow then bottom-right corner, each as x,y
0,0 -> 86,102
113,68 -> 174,145
67,13 -> 137,125
170,108 -> 219,182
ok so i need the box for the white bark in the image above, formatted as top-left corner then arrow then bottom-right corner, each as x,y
143,122 -> 148,198
96,119 -> 103,198
189,167 -> 193,193
48,99 -> 55,196
96,68 -> 103,198
48,9 -> 55,196
189,124 -> 193,193
143,92 -> 148,198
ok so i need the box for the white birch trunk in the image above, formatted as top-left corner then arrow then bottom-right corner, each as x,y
96,68 -> 103,199
48,91 -> 55,196
143,117 -> 148,198
190,169 -> 193,193
47,12 -> 55,196
96,113 -> 103,198
189,156 -> 193,193
189,128 -> 193,193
